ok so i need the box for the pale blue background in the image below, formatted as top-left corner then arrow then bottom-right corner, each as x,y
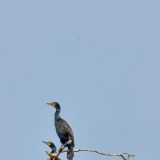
0,1 -> 160,160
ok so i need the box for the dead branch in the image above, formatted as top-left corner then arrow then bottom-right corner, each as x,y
44,139 -> 134,160
63,149 -> 135,160
45,147 -> 135,160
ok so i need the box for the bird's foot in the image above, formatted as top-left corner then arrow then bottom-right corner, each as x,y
67,140 -> 72,145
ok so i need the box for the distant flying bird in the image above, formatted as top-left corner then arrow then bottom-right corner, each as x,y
47,102 -> 75,160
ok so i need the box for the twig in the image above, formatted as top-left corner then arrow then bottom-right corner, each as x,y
46,148 -> 135,160
63,149 -> 135,160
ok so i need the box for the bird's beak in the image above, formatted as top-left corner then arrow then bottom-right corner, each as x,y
46,102 -> 56,108
42,141 -> 48,145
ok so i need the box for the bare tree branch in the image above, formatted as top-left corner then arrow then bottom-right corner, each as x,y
63,149 -> 135,160
44,139 -> 135,160
45,147 -> 135,160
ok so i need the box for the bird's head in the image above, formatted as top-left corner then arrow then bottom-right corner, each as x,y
42,141 -> 57,151
46,101 -> 60,109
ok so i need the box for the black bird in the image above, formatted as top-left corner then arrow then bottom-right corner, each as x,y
43,141 -> 57,153
43,141 -> 61,160
47,102 -> 75,160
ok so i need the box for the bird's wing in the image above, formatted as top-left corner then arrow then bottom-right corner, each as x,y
61,118 -> 75,145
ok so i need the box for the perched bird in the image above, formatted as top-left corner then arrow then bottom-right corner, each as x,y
42,141 -> 57,153
43,141 -> 60,160
47,101 -> 75,160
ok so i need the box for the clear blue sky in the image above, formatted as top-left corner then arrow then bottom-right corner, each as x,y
0,1 -> 160,160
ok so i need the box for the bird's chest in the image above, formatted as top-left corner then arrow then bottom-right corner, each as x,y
55,119 -> 67,136
55,120 -> 65,132
55,118 -> 69,144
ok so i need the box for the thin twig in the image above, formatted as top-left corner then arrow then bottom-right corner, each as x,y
63,149 -> 135,160
46,148 -> 135,160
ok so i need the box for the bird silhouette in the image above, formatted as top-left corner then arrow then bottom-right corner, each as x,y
47,102 -> 75,160
43,141 -> 57,153
43,141 -> 61,160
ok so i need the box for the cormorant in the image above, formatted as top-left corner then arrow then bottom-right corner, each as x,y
42,141 -> 57,153
47,102 -> 75,160
43,141 -> 61,160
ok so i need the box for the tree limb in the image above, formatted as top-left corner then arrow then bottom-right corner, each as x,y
63,149 -> 135,160
45,147 -> 135,160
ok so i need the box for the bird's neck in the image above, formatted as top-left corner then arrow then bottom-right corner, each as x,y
51,148 -> 56,154
55,108 -> 61,119
51,150 -> 55,154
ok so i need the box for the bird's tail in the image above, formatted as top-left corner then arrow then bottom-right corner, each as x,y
67,147 -> 74,160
